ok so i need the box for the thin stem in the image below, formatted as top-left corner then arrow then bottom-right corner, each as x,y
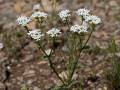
111,36 -> 117,72
51,0 -> 57,26
24,26 -> 29,32
37,17 -> 42,25
53,0 -> 56,12
38,43 -> 65,84
68,34 -> 78,84
68,25 -> 94,82
37,18 -> 44,31
66,19 -> 70,30
66,19 -> 75,83
47,56 -> 65,84
79,35 -> 83,49
66,19 -> 77,84
39,0 -> 46,12
82,26 -> 94,50
67,34 -> 74,82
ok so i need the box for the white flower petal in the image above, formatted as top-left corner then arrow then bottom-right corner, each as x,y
58,9 -> 70,21
27,29 -> 44,41
85,15 -> 101,24
31,11 -> 47,19
47,28 -> 61,37
70,24 -> 88,33
76,8 -> 90,17
16,16 -> 31,26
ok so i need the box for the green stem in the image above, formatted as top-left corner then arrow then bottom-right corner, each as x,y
68,35 -> 77,83
66,20 -> 77,84
24,26 -> 29,32
39,0 -> 46,12
51,0 -> 57,25
37,18 -> 42,27
79,35 -> 83,49
67,34 -> 74,82
38,43 -> 65,84
66,19 -> 70,30
53,0 -> 56,12
68,25 -> 94,83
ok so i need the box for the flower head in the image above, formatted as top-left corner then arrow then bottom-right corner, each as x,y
58,9 -> 70,21
76,8 -> 90,17
27,29 -> 44,41
47,28 -> 61,37
85,15 -> 101,24
31,11 -> 47,19
16,16 -> 31,26
70,24 -> 88,33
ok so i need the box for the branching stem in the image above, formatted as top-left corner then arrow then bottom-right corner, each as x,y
38,43 -> 65,84
68,24 -> 94,83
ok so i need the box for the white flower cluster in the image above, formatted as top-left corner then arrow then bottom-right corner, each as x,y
31,11 -> 48,19
16,8 -> 101,41
76,8 -> 101,24
58,9 -> 70,21
27,29 -> 44,41
47,28 -> 61,37
70,24 -> 88,33
16,16 -> 31,26
76,8 -> 90,17
85,15 -> 101,24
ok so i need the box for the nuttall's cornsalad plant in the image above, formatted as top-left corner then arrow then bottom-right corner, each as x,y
16,8 -> 101,89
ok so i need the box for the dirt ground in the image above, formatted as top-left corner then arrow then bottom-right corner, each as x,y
0,0 -> 120,90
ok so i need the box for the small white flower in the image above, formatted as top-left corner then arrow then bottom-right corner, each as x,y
85,15 -> 101,24
16,16 -> 31,26
58,9 -> 70,21
31,11 -> 47,19
0,43 -> 4,49
70,24 -> 80,33
45,49 -> 52,56
80,25 -> 88,33
76,8 -> 90,17
70,24 -> 88,33
33,4 -> 40,10
47,28 -> 61,37
27,29 -> 44,41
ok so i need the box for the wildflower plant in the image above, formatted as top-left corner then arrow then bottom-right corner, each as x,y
16,7 -> 101,89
